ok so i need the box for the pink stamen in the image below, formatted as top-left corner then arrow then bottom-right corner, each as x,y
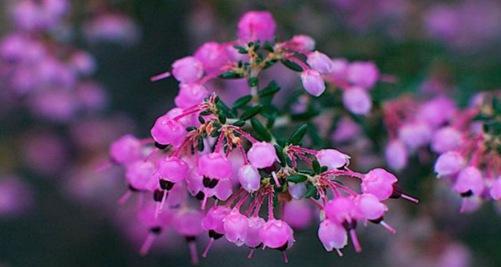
349,229 -> 362,253
272,171 -> 281,187
140,233 -> 156,256
380,221 -> 397,234
268,193 -> 275,220
247,248 -> 256,259
201,193 -> 209,210
117,190 -> 132,205
189,241 -> 199,265
202,238 -> 214,258
155,190 -> 168,218
150,71 -> 171,82
400,193 -> 419,204
335,249 -> 343,257
282,251 -> 289,263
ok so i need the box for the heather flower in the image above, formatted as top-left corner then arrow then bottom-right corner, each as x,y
342,87 -> 372,115
237,11 -> 276,42
125,161 -> 157,191
194,42 -> 230,73
289,35 -> 316,52
453,167 -> 484,197
385,140 -> 408,171
398,122 -> 432,150
175,83 -> 210,108
361,168 -> 397,201
150,114 -> 187,146
434,151 -> 465,177
259,219 -> 294,250
318,219 -> 348,254
157,157 -> 190,184
431,127 -> 463,153
198,153 -> 233,183
347,61 -> 379,89
282,200 -> 313,230
316,149 -> 350,169
490,178 -> 501,200
223,209 -> 248,246
307,51 -> 335,74
238,164 -> 261,193
110,134 -> 143,164
301,69 -> 326,96
172,57 -> 204,84
247,142 -> 278,169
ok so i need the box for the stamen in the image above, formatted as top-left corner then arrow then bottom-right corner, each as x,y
247,248 -> 255,259
150,71 -> 171,82
188,241 -> 199,265
140,233 -> 156,256
380,221 -> 397,234
202,238 -> 214,258
349,229 -> 362,253
400,193 -> 419,204
335,249 -> 343,257
282,251 -> 289,263
117,191 -> 132,205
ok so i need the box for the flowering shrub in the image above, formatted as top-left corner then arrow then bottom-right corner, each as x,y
110,11 -> 419,263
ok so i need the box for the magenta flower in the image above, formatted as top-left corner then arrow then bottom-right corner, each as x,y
237,11 -> 276,42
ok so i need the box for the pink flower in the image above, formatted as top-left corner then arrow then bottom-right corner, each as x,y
247,142 -> 278,169
431,127 -> 463,153
355,194 -> 388,220
109,134 -> 143,164
223,209 -> 248,246
194,42 -> 229,73
307,51 -> 334,74
238,164 -> 261,193
316,149 -> 350,169
361,168 -> 398,201
289,35 -> 315,52
398,122 -> 432,150
259,219 -> 295,249
434,151 -> 465,177
490,178 -> 501,200
301,69 -> 325,97
156,157 -> 189,184
150,114 -> 187,146
237,11 -> 276,42
453,167 -> 484,196
245,216 -> 265,248
342,87 -> 372,115
324,197 -> 357,224
172,56 -> 204,84
318,219 -> 347,252
202,206 -> 231,236
173,209 -> 204,237
198,153 -> 233,181
174,83 -> 209,108
125,161 -> 157,191
347,61 -> 379,89
385,140 -> 408,171
282,200 -> 313,229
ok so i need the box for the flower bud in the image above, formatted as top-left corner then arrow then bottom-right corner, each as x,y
301,69 -> 325,97
290,35 -> 315,52
324,197 -> 356,224
307,51 -> 334,74
202,206 -> 231,236
283,200 -> 313,229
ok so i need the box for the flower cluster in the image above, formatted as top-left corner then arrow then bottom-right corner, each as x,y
110,11 -> 417,263
0,0 -> 107,121
383,93 -> 500,212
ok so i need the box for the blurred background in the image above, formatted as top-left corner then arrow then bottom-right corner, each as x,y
0,0 -> 500,266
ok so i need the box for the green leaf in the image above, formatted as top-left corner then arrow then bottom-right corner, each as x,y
250,118 -> 271,141
216,98 -> 235,118
231,120 -> 246,127
281,59 -> 303,72
288,124 -> 308,145
312,160 -> 321,174
240,105 -> 263,120
304,183 -> 317,198
219,71 -> 243,79
287,174 -> 307,183
258,81 -> 281,97
274,144 -> 287,167
232,95 -> 253,109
